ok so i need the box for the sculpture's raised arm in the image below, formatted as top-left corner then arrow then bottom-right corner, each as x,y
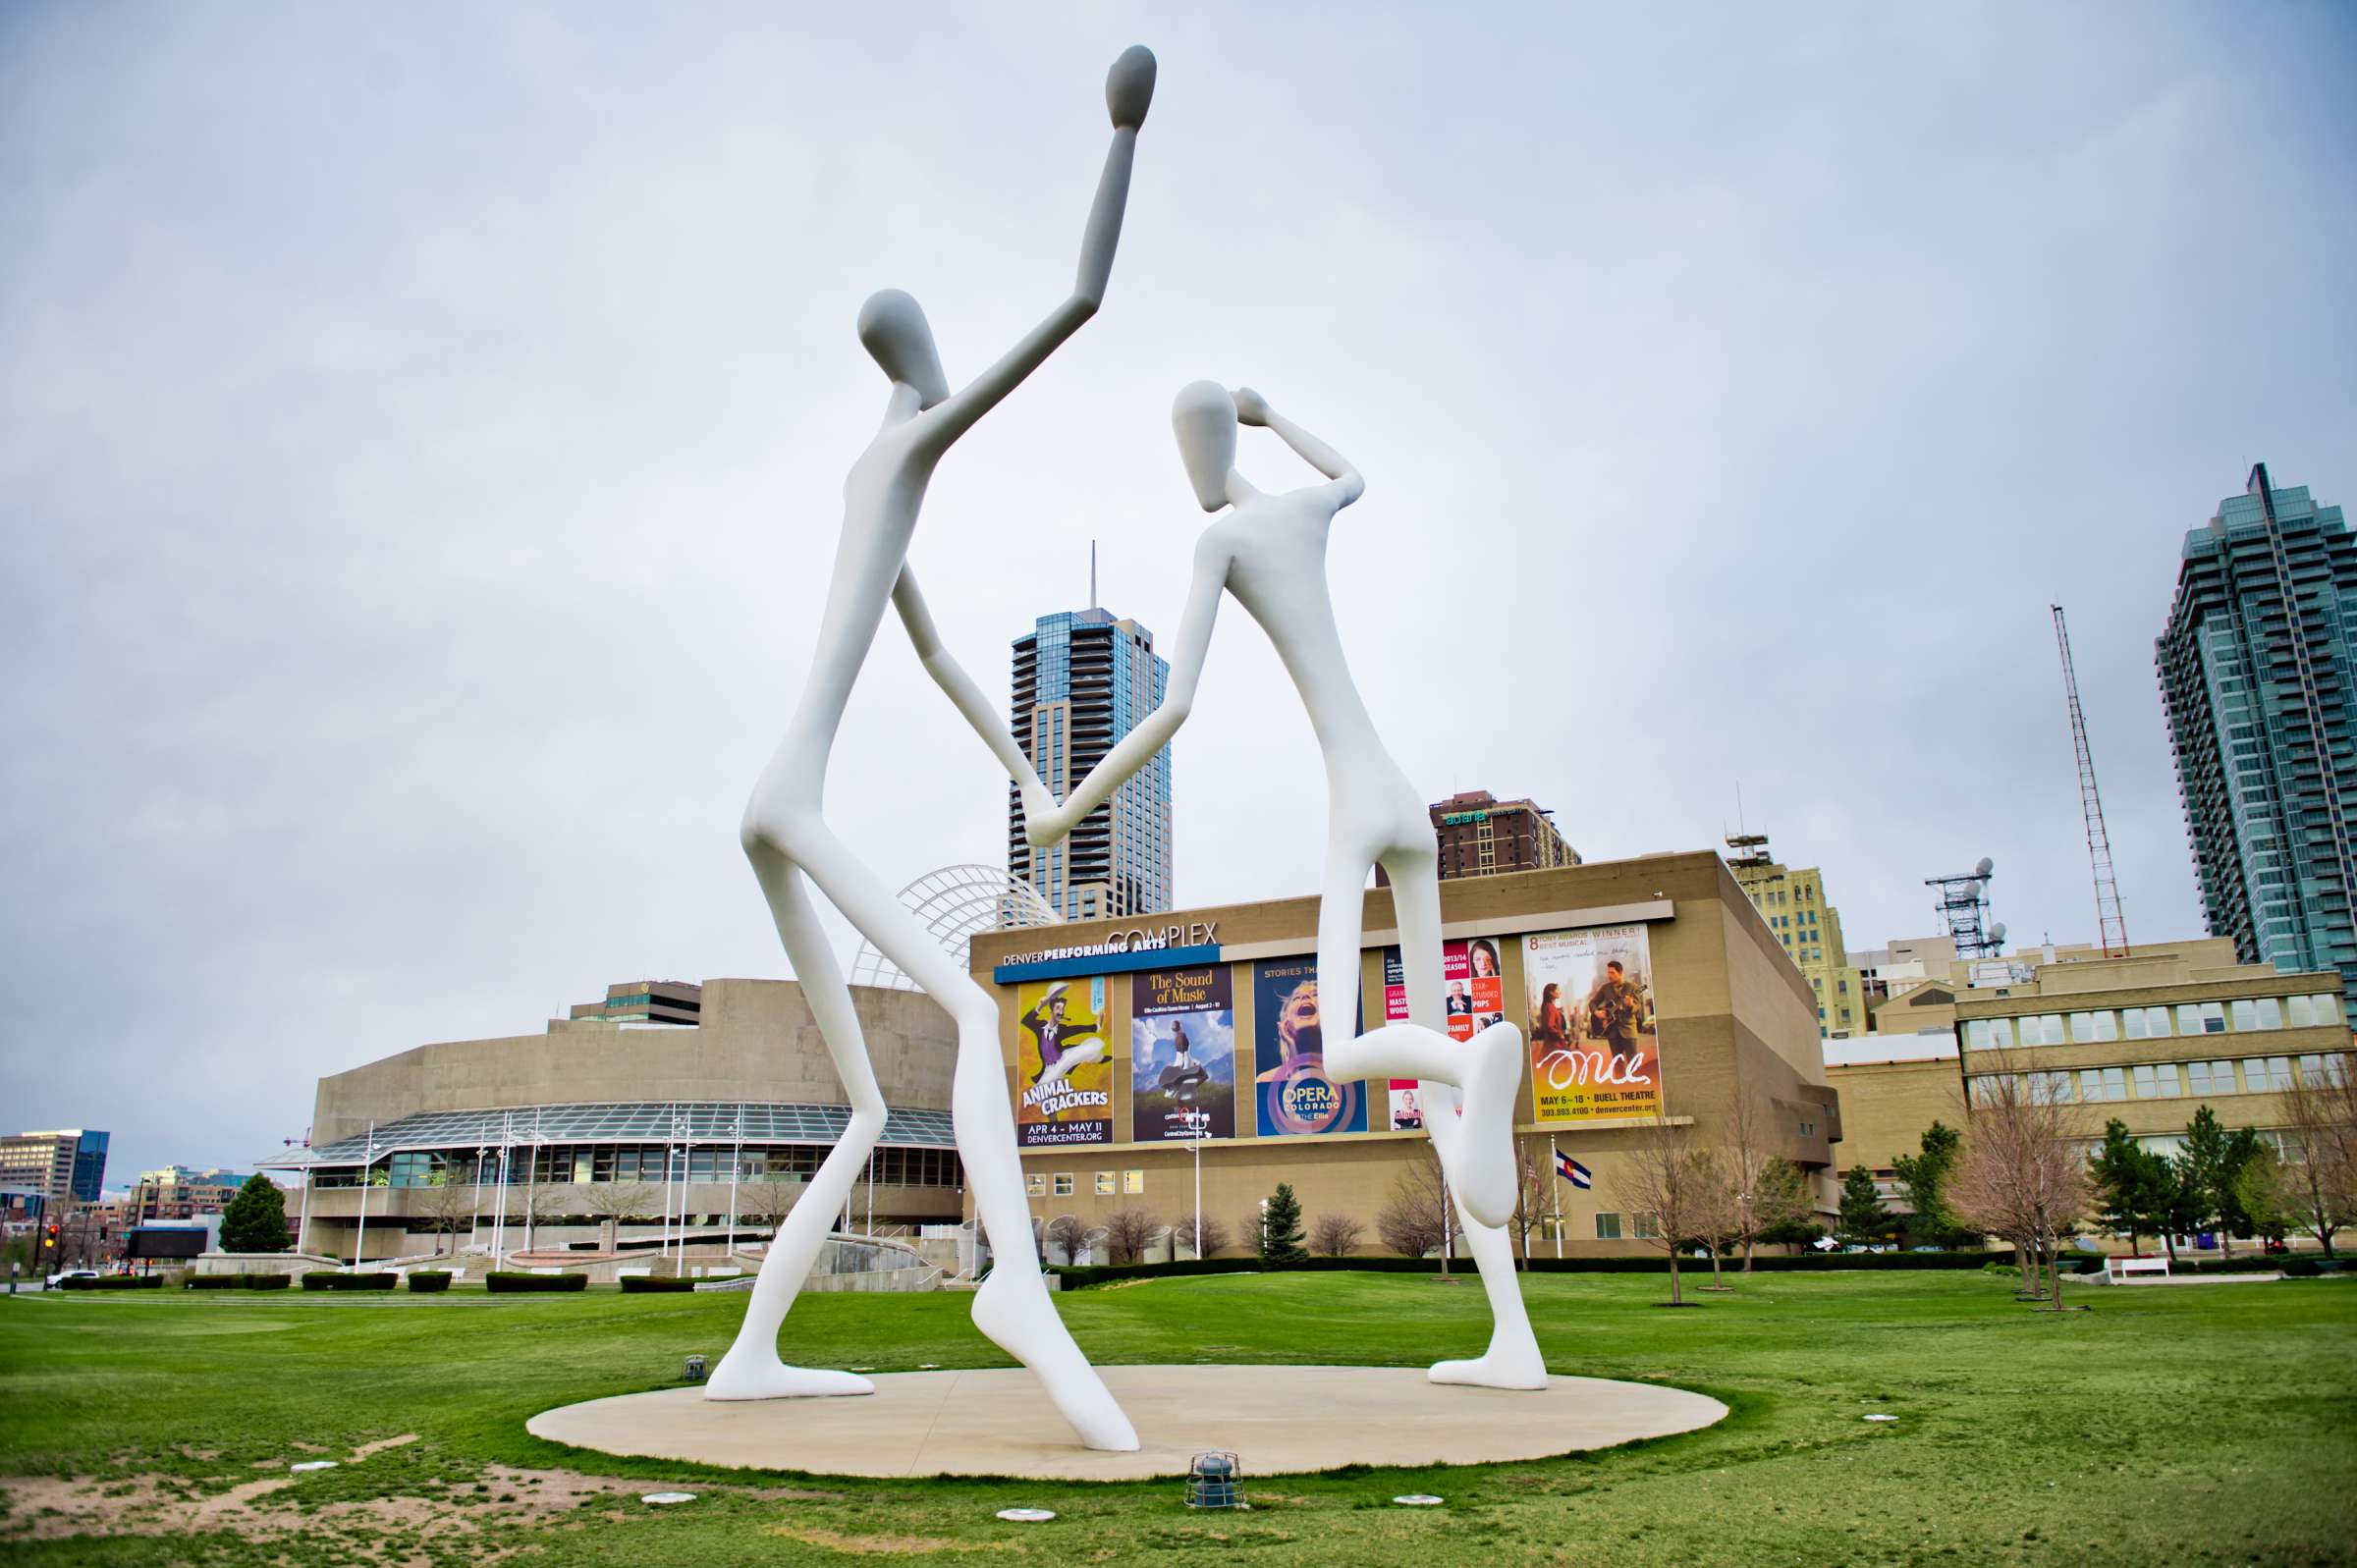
1233,386 -> 1365,507
921,47 -> 1156,452
893,566 -> 1052,806
1025,533 -> 1230,849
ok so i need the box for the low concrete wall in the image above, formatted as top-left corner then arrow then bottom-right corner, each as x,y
193,1252 -> 351,1277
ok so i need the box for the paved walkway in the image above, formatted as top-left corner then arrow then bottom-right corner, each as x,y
526,1364 -> 1727,1480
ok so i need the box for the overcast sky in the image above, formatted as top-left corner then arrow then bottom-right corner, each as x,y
4,5 -> 2352,1184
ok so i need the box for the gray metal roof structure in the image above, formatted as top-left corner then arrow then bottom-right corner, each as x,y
270,1102 -> 957,1168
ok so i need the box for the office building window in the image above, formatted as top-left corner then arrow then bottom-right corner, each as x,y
1052,1173 -> 1074,1197
2297,1053 -> 2349,1086
2244,1056 -> 2294,1093
2079,1066 -> 2127,1103
1094,1171 -> 1116,1195
1594,1212 -> 1622,1241
1026,1172 -> 1045,1197
1123,1169 -> 1144,1194
2178,1002 -> 2227,1036
2069,1011 -> 2120,1044
2016,1014 -> 2067,1047
2133,1062 -> 2181,1099
2187,1059 -> 2236,1098
1631,1212 -> 1662,1240
1966,1017 -> 2016,1050
2121,1006 -> 2172,1039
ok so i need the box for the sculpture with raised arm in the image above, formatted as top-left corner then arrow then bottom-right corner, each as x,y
1021,382 -> 1546,1389
708,46 -> 1158,1452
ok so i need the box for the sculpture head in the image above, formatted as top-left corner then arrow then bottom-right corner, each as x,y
1172,379 -> 1238,511
858,289 -> 950,407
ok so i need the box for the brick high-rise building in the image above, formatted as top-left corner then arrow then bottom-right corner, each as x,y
1377,789 -> 1579,887
2158,463 -> 2357,1002
1007,608 -> 1173,921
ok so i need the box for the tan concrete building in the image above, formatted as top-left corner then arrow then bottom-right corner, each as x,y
287,979 -> 966,1264
969,852 -> 1840,1259
1723,835 -> 1866,1039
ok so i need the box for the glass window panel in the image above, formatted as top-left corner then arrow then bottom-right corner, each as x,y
2256,998 -> 2283,1030
2289,996 -> 2315,1027
1124,1169 -> 1144,1194
1594,1213 -> 1622,1241
1052,1173 -> 1073,1197
2232,1000 -> 2257,1031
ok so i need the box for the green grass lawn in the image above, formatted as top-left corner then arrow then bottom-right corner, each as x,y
1,1270 -> 2351,1566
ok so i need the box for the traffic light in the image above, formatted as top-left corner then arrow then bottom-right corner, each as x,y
42,1222 -> 58,1251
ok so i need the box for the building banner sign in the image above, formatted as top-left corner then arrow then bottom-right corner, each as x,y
1523,924 -> 1664,1124
1379,940 -> 1507,1130
1129,965 -> 1236,1142
1014,976 -> 1113,1148
1252,957 -> 1367,1137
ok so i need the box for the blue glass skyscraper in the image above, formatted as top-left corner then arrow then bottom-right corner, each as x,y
1008,608 -> 1173,920
2157,464 -> 2357,1000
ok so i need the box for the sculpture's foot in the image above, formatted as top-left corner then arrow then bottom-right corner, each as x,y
1428,1343 -> 1548,1391
1453,1020 -> 1525,1229
970,1268 -> 1139,1451
704,1345 -> 873,1401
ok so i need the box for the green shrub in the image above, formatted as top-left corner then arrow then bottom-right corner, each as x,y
486,1271 -> 588,1293
620,1275 -> 698,1293
407,1271 -> 454,1293
189,1273 -> 293,1290
1048,1249 -> 2010,1289
2281,1257 -> 2323,1277
62,1274 -> 163,1290
300,1271 -> 398,1291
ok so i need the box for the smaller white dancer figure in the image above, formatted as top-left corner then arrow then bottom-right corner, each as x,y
1018,982 -> 1108,1095
1023,385 -> 1525,1236
1024,382 -> 1545,1387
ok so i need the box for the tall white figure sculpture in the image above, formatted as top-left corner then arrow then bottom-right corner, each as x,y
1021,383 -> 1546,1389
707,47 -> 1159,1453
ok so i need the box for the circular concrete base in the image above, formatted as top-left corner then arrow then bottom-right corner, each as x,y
526,1365 -> 1727,1481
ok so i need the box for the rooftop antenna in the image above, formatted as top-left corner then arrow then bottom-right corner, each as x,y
1090,539 -> 1097,610
1925,857 -> 2003,958
2053,604 -> 2128,957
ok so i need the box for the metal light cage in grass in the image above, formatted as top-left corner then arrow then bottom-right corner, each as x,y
1185,1452 -> 1241,1509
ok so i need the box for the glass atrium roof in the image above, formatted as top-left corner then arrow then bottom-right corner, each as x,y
281,1102 -> 956,1167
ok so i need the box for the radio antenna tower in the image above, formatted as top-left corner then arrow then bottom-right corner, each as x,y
2052,604 -> 2129,957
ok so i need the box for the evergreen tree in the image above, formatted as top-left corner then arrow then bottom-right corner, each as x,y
2179,1107 -> 2232,1240
219,1173 -> 291,1255
1836,1165 -> 1890,1245
2090,1118 -> 2173,1255
1891,1120 -> 1963,1248
1257,1182 -> 1308,1266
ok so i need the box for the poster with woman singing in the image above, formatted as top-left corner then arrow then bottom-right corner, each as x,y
1379,939 -> 1507,1129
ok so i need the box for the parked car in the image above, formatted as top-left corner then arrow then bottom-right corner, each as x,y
45,1268 -> 97,1289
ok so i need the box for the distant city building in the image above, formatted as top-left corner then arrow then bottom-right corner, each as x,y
1724,834 -> 1864,1038
1007,607 -> 1172,921
1375,789 -> 1580,887
0,1128 -> 109,1211
2158,463 -> 2357,1001
128,1166 -> 257,1224
567,980 -> 703,1027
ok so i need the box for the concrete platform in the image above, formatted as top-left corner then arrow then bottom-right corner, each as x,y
525,1365 -> 1727,1480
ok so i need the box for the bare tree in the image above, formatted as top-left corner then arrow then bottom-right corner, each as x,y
413,1174 -> 477,1257
578,1182 -> 658,1251
1102,1208 -> 1160,1266
1689,1148 -> 1741,1290
1723,1092 -> 1812,1271
1188,1214 -> 1232,1260
1946,1072 -> 2093,1310
1613,1105 -> 1710,1305
1375,1147 -> 1451,1261
735,1178 -> 802,1237
1309,1213 -> 1364,1258
1506,1144 -> 1548,1268
2275,1053 -> 2357,1257
1043,1214 -> 1084,1265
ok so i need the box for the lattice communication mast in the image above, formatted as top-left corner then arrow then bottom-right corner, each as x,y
2052,604 -> 2129,957
1926,857 -> 2005,959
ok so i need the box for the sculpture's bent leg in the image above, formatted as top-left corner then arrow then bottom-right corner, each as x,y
736,810 -> 1137,1450
1317,837 -> 1522,1229
707,838 -> 882,1400
1387,837 -> 1548,1389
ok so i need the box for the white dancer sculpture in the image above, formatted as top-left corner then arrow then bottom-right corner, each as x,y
1021,383 -> 1546,1389
708,46 -> 1159,1452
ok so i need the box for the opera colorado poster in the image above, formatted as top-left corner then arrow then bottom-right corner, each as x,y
1252,956 -> 1366,1137
1129,964 -> 1235,1142
1522,924 -> 1664,1124
1015,976 -> 1113,1148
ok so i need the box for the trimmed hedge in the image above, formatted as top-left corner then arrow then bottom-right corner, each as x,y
486,1271 -> 588,1293
620,1275 -> 699,1293
301,1271 -> 399,1291
1047,1250 -> 2009,1289
61,1273 -> 163,1290
407,1271 -> 454,1293
189,1273 -> 293,1290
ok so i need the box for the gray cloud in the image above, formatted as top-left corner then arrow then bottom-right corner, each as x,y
3,3 -> 2352,1178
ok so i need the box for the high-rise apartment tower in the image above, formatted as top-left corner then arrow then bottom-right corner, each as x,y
2158,463 -> 2357,1001
1008,608 -> 1173,921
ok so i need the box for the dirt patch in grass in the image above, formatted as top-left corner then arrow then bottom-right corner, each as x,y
770,1525 -> 1023,1554
352,1433 -> 420,1460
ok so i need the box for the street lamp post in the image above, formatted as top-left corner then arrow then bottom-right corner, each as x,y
353,1121 -> 376,1270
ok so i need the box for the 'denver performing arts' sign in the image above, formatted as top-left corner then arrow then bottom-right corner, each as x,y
1522,923 -> 1664,1124
1015,976 -> 1113,1147
1129,964 -> 1235,1142
1252,956 -> 1366,1137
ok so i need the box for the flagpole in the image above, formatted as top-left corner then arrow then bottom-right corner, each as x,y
1550,1135 -> 1563,1260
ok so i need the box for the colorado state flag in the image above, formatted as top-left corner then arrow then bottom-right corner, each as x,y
1555,1150 -> 1592,1189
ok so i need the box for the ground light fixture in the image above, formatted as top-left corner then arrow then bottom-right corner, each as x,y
289,1462 -> 338,1474
995,1508 -> 1056,1523
682,1355 -> 707,1383
1393,1493 -> 1445,1506
1185,1451 -> 1242,1509
641,1492 -> 696,1506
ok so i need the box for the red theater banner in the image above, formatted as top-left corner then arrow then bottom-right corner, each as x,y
1380,939 -> 1507,1130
